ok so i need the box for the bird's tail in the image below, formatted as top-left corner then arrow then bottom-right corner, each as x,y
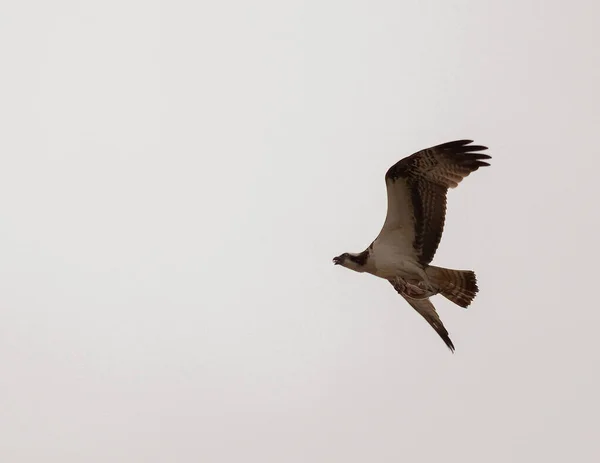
426,266 -> 479,308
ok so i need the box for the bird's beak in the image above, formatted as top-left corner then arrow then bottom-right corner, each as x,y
333,256 -> 341,265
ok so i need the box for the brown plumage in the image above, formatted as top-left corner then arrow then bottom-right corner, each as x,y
426,266 -> 479,308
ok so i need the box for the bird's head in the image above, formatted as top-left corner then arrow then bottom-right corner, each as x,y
332,252 -> 367,272
332,253 -> 348,266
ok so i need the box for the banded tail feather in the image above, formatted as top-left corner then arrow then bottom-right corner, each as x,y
426,266 -> 479,308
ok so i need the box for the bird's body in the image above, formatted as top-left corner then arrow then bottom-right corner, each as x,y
333,139 -> 491,351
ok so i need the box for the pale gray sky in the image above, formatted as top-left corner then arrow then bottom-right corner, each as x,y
1,1 -> 599,461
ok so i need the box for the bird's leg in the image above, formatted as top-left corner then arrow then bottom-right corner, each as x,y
392,276 -> 408,293
400,278 -> 429,299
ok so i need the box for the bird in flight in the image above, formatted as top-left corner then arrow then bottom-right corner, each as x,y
333,140 -> 491,351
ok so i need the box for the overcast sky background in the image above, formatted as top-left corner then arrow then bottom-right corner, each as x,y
1,1 -> 599,461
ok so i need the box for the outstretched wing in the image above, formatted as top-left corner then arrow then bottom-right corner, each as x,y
379,140 -> 490,265
390,279 -> 455,351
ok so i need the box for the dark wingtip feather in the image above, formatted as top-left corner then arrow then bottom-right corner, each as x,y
443,335 -> 456,353
461,144 -> 489,152
439,139 -> 488,151
436,140 -> 492,167
443,139 -> 474,146
471,160 -> 491,168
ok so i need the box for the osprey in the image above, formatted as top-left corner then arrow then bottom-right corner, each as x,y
333,140 -> 490,352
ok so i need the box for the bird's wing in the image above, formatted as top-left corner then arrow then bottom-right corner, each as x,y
389,279 -> 455,351
377,140 -> 490,265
